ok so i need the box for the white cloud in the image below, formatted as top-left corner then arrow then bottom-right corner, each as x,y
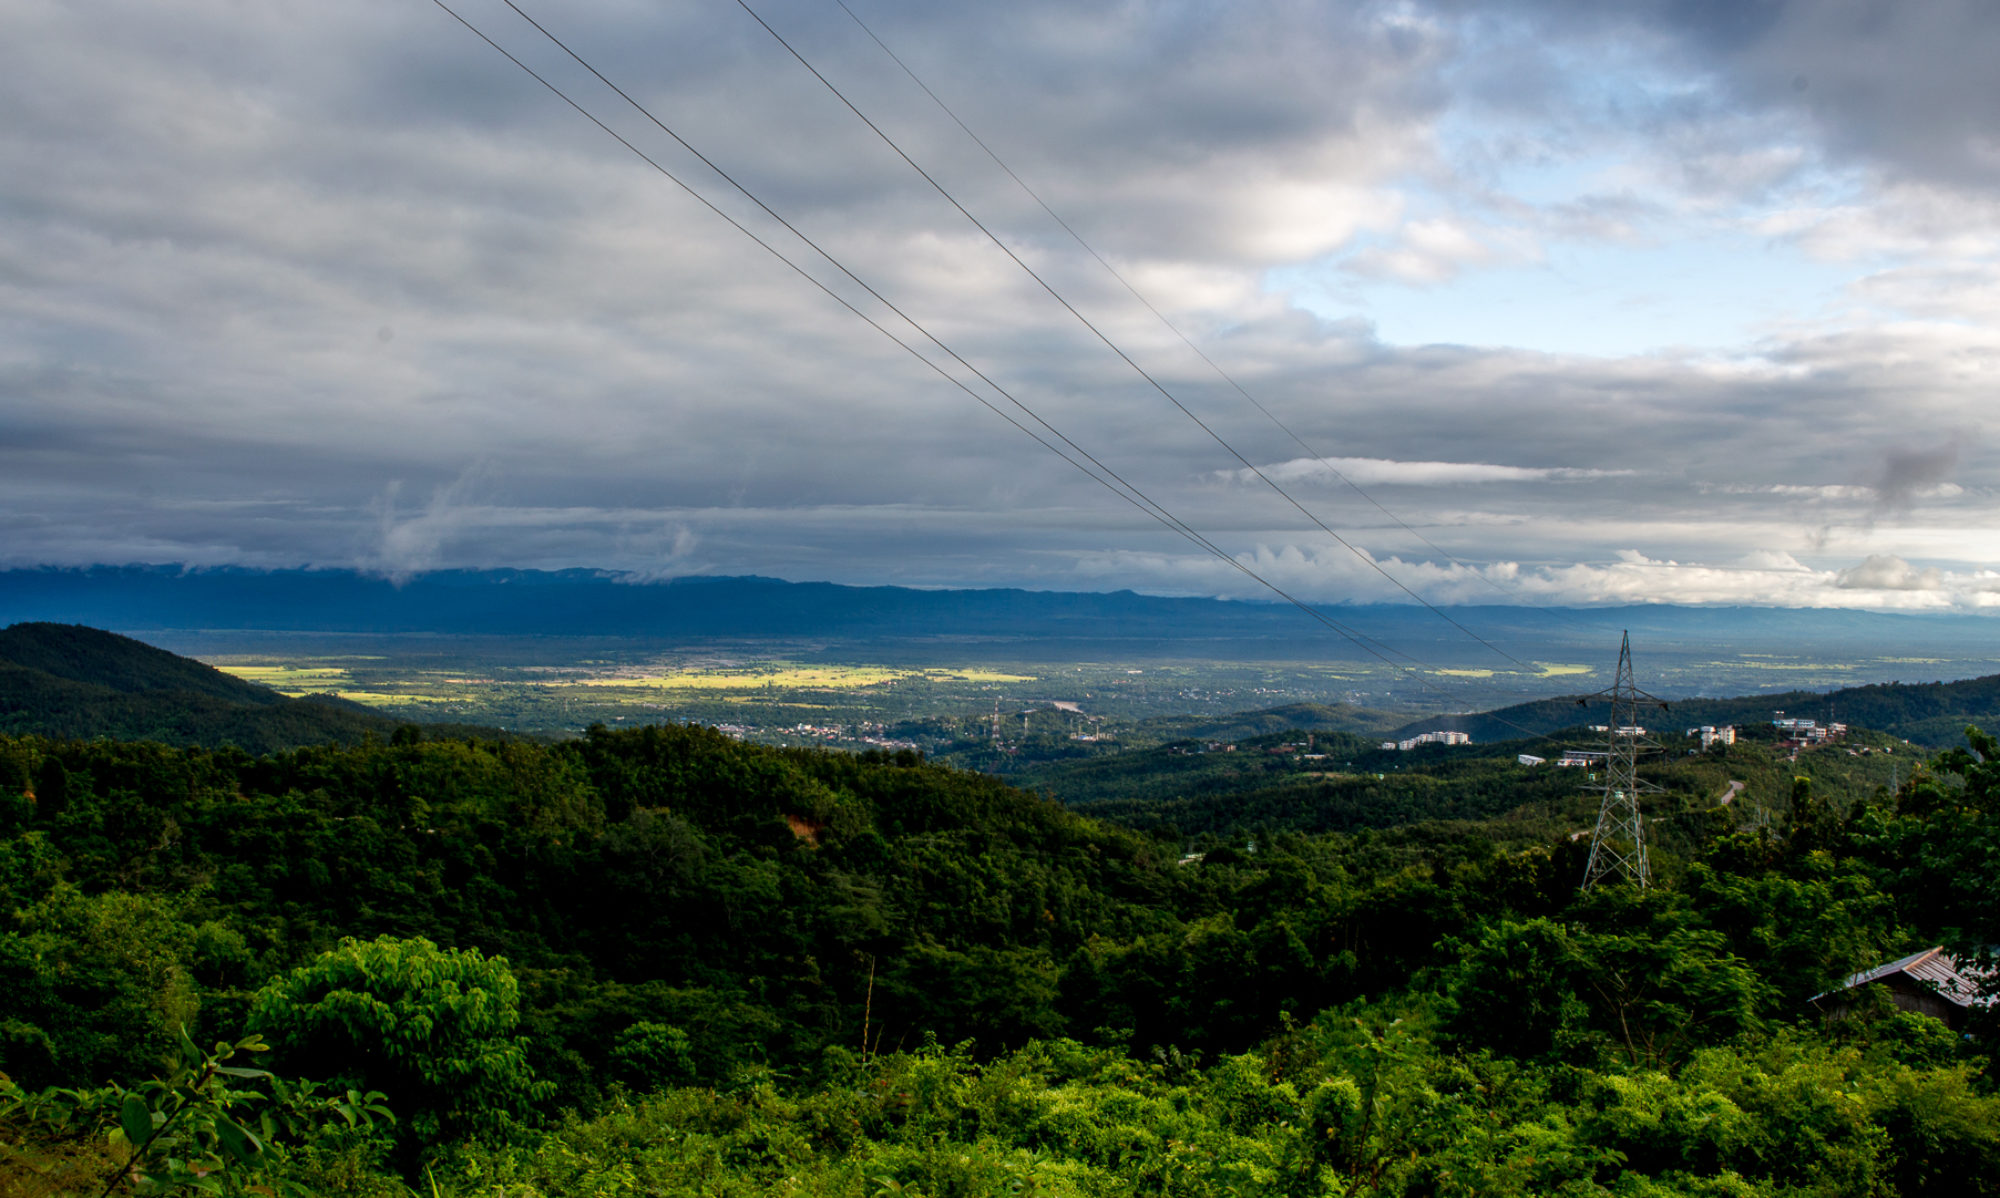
1070,540 -> 2000,614
1218,457 -> 1625,487
1736,549 -> 1810,571
364,466 -> 497,586
1834,554 -> 1945,592
1342,217 -> 1534,284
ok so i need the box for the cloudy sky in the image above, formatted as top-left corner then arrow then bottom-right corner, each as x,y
5,0 -> 1997,609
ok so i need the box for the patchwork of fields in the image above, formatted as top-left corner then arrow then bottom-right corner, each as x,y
193,631 -> 2000,764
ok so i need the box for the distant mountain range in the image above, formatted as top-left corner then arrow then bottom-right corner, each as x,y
4,566 -> 1999,663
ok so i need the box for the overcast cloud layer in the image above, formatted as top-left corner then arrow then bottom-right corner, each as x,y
3,0 -> 1996,610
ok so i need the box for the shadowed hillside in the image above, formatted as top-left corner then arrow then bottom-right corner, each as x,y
0,622 -> 411,751
0,621 -> 290,705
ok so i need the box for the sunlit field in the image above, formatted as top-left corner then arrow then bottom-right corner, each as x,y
195,631 -> 2000,765
561,664 -> 1035,690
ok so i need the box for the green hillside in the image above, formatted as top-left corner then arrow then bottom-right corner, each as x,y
1135,700 -> 1405,743
1388,673 -> 2000,749
2,718 -> 1996,1196
0,621 -> 292,705
1,629 -> 1997,1195
0,623 -> 520,751
1017,717 -> 1911,846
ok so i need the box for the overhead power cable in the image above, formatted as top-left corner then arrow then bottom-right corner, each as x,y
730,0 -> 1534,669
482,0 -> 1428,677
432,0 -> 1436,685
831,0 -> 1586,629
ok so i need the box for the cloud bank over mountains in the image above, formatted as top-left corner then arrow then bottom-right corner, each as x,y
0,0 -> 1994,609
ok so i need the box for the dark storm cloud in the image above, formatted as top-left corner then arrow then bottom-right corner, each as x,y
1872,443 -> 1963,512
0,0 -> 1995,607
1455,0 -> 2000,189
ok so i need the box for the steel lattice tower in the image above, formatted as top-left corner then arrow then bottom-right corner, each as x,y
1581,631 -> 1665,890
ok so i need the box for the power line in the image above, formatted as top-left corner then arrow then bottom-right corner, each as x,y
433,0 -> 1435,683
730,0 -> 1534,670
484,0 -> 1433,678
819,3 -> 1649,750
816,2 -> 1627,746
831,0 -> 1579,626
440,3 -> 1647,744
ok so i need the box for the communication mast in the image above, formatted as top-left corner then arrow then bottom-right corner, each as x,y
1580,631 -> 1667,890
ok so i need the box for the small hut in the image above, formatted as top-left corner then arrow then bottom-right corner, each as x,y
1811,947 -> 1993,1031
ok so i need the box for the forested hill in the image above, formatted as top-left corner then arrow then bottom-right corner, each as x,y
1025,721 -> 1909,843
0,621 -> 288,704
3,720 -> 1998,1196
1389,672 -> 2000,748
0,622 -> 403,751
1137,701 -> 1405,742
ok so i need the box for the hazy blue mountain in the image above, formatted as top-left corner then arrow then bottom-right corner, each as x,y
5,567 -> 1999,666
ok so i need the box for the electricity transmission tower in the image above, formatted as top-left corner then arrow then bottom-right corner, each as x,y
1580,631 -> 1667,890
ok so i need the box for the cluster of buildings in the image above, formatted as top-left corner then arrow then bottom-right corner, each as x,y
1518,749 -> 1606,768
1169,738 -> 1340,760
1269,737 -> 1332,761
709,721 -> 918,752
1516,708 -> 1867,770
1773,715 -> 1847,746
1379,730 -> 1472,752
1166,741 -> 1237,755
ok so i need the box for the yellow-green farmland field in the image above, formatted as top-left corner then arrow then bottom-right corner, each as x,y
209,655 -> 1051,736
560,664 -> 1035,691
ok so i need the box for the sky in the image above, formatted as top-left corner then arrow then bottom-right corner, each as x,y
3,0 -> 1998,610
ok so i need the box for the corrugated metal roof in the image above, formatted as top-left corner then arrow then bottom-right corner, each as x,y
1816,947 -> 1994,1009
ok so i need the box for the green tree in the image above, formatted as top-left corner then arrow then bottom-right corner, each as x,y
32,757 -> 69,823
247,935 -> 547,1143
608,1022 -> 694,1091
0,887 -> 200,1089
1448,918 -> 1589,1060
1570,925 -> 1764,1069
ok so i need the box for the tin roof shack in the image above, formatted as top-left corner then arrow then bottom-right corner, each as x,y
1811,947 -> 1993,1031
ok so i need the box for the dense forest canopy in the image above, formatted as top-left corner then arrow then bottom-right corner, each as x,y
1,712 -> 1997,1195
1015,718 -> 1914,845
